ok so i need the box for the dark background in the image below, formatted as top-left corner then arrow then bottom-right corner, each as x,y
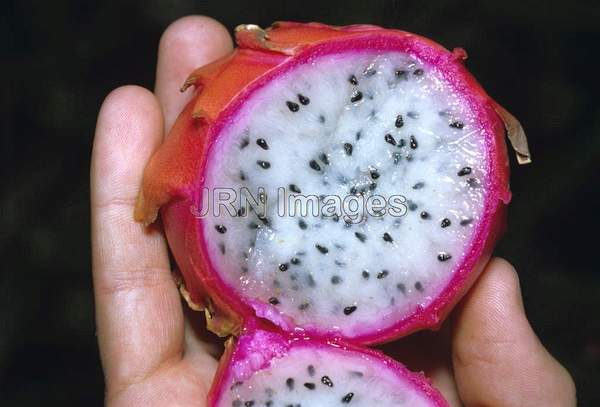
2,0 -> 599,405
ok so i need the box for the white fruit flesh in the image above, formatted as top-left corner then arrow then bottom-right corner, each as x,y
220,345 -> 434,407
202,50 -> 487,337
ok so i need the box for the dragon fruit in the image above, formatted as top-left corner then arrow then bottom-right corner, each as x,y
135,22 -> 530,345
209,323 -> 448,406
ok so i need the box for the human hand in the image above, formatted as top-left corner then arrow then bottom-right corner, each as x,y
91,16 -> 576,406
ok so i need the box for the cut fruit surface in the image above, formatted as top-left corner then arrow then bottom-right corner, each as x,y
209,325 -> 448,407
203,49 -> 491,339
137,22 -> 525,344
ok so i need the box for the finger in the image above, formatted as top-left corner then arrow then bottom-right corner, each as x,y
91,86 -> 184,396
452,257 -> 576,406
155,15 -> 233,132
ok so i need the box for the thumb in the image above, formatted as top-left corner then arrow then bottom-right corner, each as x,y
452,257 -> 576,406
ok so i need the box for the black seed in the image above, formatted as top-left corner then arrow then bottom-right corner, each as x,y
332,214 -> 340,222
397,138 -> 406,147
299,302 -> 310,310
215,225 -> 227,234
457,166 -> 472,176
441,218 -> 451,228
344,143 -> 353,156
244,401 -> 255,407
406,153 -> 414,161
412,182 -> 425,190
460,218 -> 473,226
395,114 -> 404,128
369,182 -> 377,191
298,94 -> 310,105
291,257 -> 301,265
240,138 -> 249,149
377,270 -> 389,279
289,183 -> 301,193
265,401 -> 273,407
257,160 -> 271,169
384,133 -> 397,145
438,252 -> 452,262
256,138 -> 269,150
321,375 -> 334,387
342,392 -> 354,403
286,378 -> 294,390
407,111 -> 419,119
349,75 -> 358,85
268,297 -> 280,305
395,69 -> 407,77
420,211 -> 430,219
219,243 -> 226,255
415,281 -> 424,292
344,305 -> 357,315
257,215 -> 270,226
354,232 -> 367,243
368,169 -> 379,180
350,90 -> 363,103
278,263 -> 289,272
331,275 -> 342,284
306,274 -> 316,287
309,160 -> 321,171
308,365 -> 315,376
356,130 -> 362,140
315,244 -> 329,254
319,153 -> 330,165
319,114 -> 326,123
239,170 -> 246,181
393,152 -> 401,164
397,283 -> 406,293
248,222 -> 258,229
304,382 -> 316,390
409,135 -> 418,149
286,101 -> 300,112
383,232 -> 393,242
362,270 -> 370,279
407,201 -> 418,211
237,207 -> 246,217
298,219 -> 307,230
413,68 -> 424,76
450,121 -> 464,129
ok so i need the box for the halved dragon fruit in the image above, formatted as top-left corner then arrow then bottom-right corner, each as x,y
136,22 -> 530,344
209,323 -> 448,406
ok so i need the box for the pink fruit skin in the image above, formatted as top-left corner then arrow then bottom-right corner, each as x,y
207,322 -> 450,407
136,22 -> 512,344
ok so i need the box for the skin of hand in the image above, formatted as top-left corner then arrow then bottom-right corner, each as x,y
90,16 -> 577,407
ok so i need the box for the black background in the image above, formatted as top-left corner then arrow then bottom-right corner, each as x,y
2,0 -> 599,405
